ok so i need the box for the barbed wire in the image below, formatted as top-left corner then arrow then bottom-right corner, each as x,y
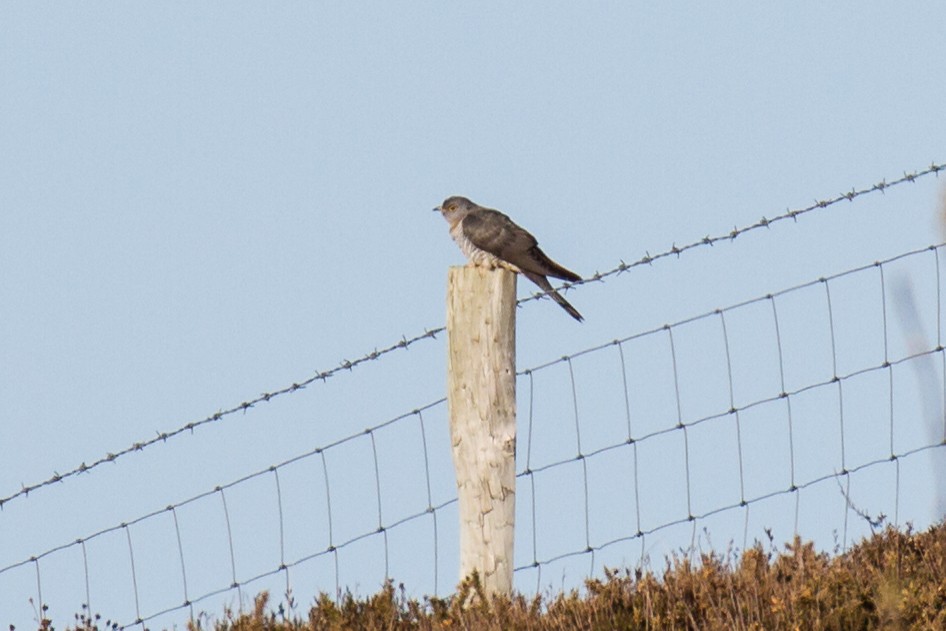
2,161 -> 942,511
522,161 -> 945,305
0,327 -> 444,510
3,240 -> 944,628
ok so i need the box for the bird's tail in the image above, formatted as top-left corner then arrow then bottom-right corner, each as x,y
524,272 -> 584,322
527,246 -> 582,283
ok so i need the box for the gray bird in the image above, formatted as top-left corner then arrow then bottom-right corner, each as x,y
434,196 -> 584,322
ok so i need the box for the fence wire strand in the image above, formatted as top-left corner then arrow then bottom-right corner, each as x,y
513,243 -> 946,576
4,167 -> 946,628
522,162 -> 945,304
3,162 -> 942,512
2,400 -> 451,628
3,242 -> 945,628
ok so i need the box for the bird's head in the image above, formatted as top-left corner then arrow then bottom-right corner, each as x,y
433,196 -> 476,222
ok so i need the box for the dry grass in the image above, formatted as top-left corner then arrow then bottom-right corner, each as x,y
45,520 -> 946,631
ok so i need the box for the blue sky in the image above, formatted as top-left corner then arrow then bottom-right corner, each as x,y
2,3 -> 945,628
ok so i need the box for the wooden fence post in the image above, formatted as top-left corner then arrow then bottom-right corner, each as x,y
446,266 -> 517,596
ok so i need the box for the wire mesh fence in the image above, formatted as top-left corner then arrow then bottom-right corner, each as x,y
513,243 -> 945,591
2,239 -> 944,629
0,399 -> 454,628
4,162 -> 941,514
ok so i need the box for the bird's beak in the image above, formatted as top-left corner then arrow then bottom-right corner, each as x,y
432,206 -> 442,212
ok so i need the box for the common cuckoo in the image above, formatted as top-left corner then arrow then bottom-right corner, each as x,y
435,196 -> 584,322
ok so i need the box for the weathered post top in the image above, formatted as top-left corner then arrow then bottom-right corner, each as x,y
446,266 -> 517,596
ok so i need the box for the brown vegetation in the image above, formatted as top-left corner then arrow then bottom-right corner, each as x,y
49,520 -> 946,631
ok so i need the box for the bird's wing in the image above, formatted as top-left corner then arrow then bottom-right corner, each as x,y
462,209 -> 582,282
461,209 -> 538,261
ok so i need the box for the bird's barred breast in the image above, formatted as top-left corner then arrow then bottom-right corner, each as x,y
449,222 -> 519,271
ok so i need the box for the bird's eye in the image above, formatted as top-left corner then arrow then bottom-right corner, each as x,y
448,204 -> 457,211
